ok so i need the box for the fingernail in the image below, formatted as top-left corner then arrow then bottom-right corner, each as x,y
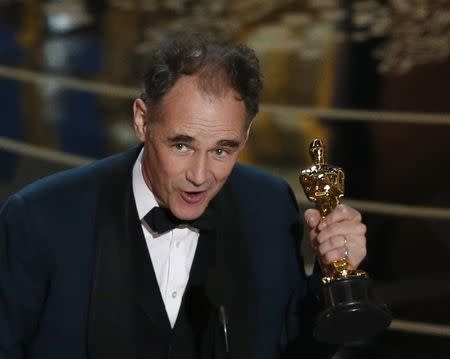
306,216 -> 313,227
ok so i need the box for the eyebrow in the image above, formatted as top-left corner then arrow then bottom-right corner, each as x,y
216,139 -> 241,148
167,135 -> 241,148
167,134 -> 196,143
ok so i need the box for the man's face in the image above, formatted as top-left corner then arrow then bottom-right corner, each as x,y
133,76 -> 249,220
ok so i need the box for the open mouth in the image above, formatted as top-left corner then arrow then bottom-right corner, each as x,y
180,191 -> 207,204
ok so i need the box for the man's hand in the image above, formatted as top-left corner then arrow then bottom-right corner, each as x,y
304,204 -> 367,270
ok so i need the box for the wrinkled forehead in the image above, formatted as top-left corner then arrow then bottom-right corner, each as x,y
156,76 -> 248,132
158,75 -> 245,119
169,73 -> 240,103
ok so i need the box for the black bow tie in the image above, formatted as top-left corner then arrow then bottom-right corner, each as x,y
143,206 -> 215,234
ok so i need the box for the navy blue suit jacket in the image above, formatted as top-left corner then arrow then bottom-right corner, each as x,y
0,147 -> 334,359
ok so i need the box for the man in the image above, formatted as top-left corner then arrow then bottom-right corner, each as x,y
0,32 -> 367,359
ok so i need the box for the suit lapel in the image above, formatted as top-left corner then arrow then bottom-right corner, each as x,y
208,182 -> 255,359
88,159 -> 137,358
172,181 -> 256,359
88,148 -> 170,359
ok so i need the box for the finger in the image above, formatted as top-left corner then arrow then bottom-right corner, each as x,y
317,234 -> 367,269
318,204 -> 362,230
316,221 -> 366,244
322,246 -> 349,265
345,236 -> 367,269
316,235 -> 346,256
316,233 -> 362,257
304,208 -> 322,229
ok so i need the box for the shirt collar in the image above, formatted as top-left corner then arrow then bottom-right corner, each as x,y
132,147 -> 159,221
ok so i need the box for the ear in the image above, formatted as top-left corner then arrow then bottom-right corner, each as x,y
133,98 -> 149,142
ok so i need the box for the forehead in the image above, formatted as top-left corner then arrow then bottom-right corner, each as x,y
156,76 -> 248,137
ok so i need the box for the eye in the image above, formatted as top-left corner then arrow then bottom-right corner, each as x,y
214,148 -> 230,157
174,143 -> 189,152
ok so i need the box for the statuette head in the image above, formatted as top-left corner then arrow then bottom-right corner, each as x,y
310,139 -> 325,167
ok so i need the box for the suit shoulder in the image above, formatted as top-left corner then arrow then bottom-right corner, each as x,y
230,163 -> 290,193
229,163 -> 298,213
12,147 -> 139,204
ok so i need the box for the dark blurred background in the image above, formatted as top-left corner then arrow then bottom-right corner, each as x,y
0,0 -> 449,357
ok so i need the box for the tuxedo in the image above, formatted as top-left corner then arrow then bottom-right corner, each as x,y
0,146 -> 336,359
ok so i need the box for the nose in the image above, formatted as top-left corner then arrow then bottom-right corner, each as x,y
186,153 -> 209,187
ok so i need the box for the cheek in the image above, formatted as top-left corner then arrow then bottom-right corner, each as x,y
147,148 -> 175,186
211,161 -> 236,184
158,152 -> 188,186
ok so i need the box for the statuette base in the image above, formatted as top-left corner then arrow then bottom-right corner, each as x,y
314,277 -> 391,344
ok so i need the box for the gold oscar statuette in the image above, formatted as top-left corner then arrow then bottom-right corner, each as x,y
299,139 -> 391,344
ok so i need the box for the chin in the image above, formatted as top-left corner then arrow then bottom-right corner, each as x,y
171,203 -> 208,221
169,191 -> 213,220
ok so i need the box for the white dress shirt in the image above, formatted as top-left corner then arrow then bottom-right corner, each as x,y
132,149 -> 199,328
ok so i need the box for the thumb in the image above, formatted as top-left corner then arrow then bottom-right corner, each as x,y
304,208 -> 321,229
